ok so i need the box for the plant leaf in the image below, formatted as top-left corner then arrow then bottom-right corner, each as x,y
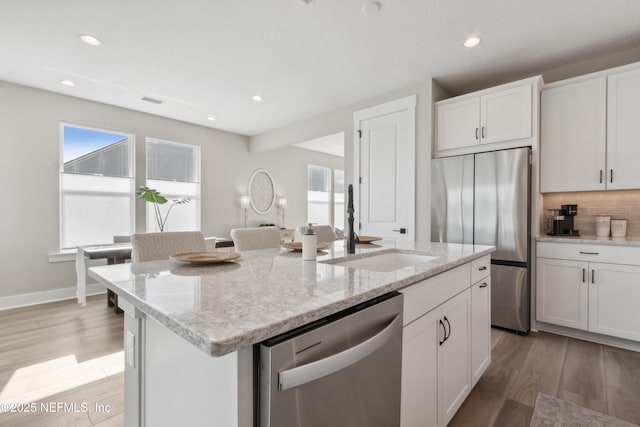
136,186 -> 168,204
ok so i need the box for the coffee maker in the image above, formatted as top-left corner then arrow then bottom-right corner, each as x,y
547,204 -> 579,236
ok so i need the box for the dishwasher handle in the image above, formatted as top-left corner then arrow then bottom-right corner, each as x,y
278,313 -> 401,391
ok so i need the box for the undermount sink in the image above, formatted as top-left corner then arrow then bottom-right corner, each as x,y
324,251 -> 438,273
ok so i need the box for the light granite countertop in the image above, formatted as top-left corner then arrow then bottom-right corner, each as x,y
536,235 -> 640,247
88,240 -> 494,357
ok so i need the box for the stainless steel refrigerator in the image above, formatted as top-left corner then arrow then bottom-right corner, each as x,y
431,147 -> 531,333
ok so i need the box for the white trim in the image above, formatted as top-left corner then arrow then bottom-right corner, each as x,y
537,321 -> 640,353
0,283 -> 106,311
353,94 -> 417,241
49,249 -> 77,263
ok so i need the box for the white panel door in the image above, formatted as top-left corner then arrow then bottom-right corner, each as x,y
540,77 -> 607,192
439,289 -> 471,426
589,262 -> 640,341
607,68 -> 640,190
401,308 -> 441,427
436,97 -> 480,151
359,106 -> 413,240
536,258 -> 589,330
480,84 -> 532,145
471,278 -> 491,387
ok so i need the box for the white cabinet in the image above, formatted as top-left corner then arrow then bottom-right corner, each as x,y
540,77 -> 607,192
471,277 -> 491,387
536,242 -> 640,342
607,67 -> 640,190
400,263 -> 477,427
536,258 -> 589,330
541,64 -> 640,193
588,262 -> 640,341
436,78 -> 537,154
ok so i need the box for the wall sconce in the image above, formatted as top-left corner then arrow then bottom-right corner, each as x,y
277,197 -> 288,229
239,195 -> 250,228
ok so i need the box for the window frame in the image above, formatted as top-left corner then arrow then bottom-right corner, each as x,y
307,164 -> 344,229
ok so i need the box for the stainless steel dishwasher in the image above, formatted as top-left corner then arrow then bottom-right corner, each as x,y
258,292 -> 403,427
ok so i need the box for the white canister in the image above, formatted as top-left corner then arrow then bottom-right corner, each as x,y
595,216 -> 611,237
611,219 -> 628,238
302,224 -> 317,261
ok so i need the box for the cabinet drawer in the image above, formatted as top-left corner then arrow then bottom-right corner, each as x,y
400,263 -> 470,326
471,255 -> 491,283
537,241 -> 640,265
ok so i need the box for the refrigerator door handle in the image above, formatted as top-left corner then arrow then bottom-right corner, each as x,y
278,314 -> 401,391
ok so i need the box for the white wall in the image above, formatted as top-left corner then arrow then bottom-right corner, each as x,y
0,82 -> 341,300
250,80 -> 434,242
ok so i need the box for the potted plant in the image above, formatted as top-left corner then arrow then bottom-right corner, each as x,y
136,186 -> 190,232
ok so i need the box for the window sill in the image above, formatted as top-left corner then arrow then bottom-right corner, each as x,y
49,250 -> 77,263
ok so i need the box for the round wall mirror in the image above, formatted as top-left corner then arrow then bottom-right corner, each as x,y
248,169 -> 276,214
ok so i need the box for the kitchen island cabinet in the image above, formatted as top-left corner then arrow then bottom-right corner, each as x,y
90,240 -> 494,427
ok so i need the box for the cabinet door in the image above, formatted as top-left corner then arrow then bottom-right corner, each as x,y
436,97 -> 480,151
536,258 -> 589,330
439,289 -> 471,426
589,263 -> 640,341
401,308 -> 442,427
471,279 -> 491,387
607,68 -> 640,190
480,84 -> 532,145
540,77 -> 606,192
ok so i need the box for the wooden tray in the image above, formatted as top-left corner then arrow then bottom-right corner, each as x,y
357,235 -> 382,244
170,251 -> 241,264
280,242 -> 330,252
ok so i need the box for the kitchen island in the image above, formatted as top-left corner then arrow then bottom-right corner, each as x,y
89,240 -> 494,427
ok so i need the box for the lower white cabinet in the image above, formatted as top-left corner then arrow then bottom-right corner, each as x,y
401,288 -> 471,427
537,242 -> 640,342
471,278 -> 491,387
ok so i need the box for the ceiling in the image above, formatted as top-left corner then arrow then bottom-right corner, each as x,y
2,0 -> 640,137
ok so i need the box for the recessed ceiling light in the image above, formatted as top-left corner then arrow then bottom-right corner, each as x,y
252,95 -> 263,102
80,34 -> 101,46
60,80 -> 75,87
207,116 -> 216,121
464,37 -> 482,48
362,1 -> 382,15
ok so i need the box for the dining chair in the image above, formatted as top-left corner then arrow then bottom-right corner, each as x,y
295,225 -> 338,243
230,227 -> 282,251
131,231 -> 206,262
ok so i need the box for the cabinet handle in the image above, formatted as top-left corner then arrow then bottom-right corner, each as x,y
579,251 -> 599,255
582,268 -> 586,283
600,170 -> 603,184
610,169 -> 614,183
443,316 -> 451,342
439,319 -> 446,346
481,126 -> 485,138
479,282 -> 488,288
478,266 -> 487,271
475,127 -> 479,140
592,269 -> 595,284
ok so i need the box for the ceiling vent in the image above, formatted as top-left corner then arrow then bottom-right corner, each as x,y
141,96 -> 163,104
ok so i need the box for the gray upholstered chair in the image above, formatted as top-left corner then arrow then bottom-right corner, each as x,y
295,225 -> 338,243
230,227 -> 282,251
131,231 -> 206,262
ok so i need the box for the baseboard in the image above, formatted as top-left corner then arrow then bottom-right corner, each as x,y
0,284 -> 106,311
537,321 -> 640,352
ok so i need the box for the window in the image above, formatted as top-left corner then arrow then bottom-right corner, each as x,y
307,165 -> 344,231
60,124 -> 134,249
145,138 -> 200,232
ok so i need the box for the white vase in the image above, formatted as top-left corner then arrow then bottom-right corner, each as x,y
595,216 -> 611,237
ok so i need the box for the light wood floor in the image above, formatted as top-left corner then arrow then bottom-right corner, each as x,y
450,328 -> 640,427
2,298 -> 640,426
0,295 -> 124,426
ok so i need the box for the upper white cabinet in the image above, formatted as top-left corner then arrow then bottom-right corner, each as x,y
540,78 -> 607,192
607,67 -> 640,190
541,63 -> 640,192
436,77 -> 540,155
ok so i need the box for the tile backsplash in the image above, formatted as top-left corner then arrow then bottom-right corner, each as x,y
542,190 -> 640,237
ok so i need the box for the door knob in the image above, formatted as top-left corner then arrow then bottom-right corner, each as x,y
392,228 -> 407,234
